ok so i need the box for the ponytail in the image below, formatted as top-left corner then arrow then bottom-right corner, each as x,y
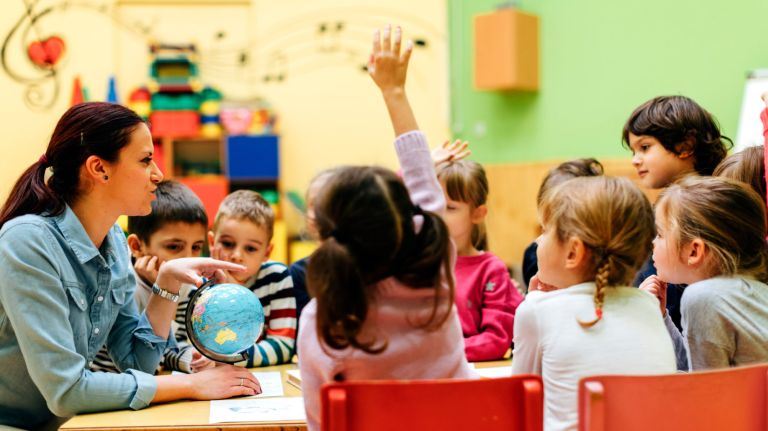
0,102 -> 143,230
0,158 -> 64,229
395,209 -> 455,330
308,237 -> 387,354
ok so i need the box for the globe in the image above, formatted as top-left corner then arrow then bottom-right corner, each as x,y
185,282 -> 264,363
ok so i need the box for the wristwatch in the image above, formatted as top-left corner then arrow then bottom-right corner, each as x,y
151,284 -> 180,303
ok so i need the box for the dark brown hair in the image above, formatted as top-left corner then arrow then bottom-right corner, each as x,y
621,96 -> 731,175
713,145 -> 766,205
537,158 -> 604,205
658,176 -> 768,283
437,159 -> 489,250
307,166 -> 454,354
0,102 -> 144,229
128,180 -> 208,243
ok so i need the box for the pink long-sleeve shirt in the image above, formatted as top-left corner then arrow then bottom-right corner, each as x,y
455,252 -> 523,361
297,131 -> 476,430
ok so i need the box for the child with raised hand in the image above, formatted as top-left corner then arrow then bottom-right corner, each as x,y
297,24 -> 474,430
640,177 -> 768,371
206,190 -> 297,367
436,159 -> 523,361
522,158 -> 604,289
91,180 -> 213,374
512,176 -> 676,431
623,96 -> 731,329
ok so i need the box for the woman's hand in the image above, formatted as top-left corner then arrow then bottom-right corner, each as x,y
188,364 -> 262,399
368,24 -> 413,95
639,275 -> 667,317
155,257 -> 246,294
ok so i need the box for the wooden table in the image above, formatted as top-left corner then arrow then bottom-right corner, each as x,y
60,363 -> 305,431
60,360 -> 513,430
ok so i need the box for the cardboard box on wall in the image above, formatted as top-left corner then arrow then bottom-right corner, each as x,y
474,8 -> 539,91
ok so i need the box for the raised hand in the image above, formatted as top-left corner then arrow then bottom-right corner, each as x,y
368,24 -> 413,94
432,139 -> 471,169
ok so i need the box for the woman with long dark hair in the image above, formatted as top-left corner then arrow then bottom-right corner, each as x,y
0,103 -> 260,430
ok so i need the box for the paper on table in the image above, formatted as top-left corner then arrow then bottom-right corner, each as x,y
171,370 -> 284,398
209,397 -> 306,424
473,366 -> 513,379
246,371 -> 284,398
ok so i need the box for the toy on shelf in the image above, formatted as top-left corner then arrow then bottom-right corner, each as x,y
220,100 -> 278,136
127,43 -> 223,139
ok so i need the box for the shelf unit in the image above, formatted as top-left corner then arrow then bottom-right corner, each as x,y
154,134 -> 287,263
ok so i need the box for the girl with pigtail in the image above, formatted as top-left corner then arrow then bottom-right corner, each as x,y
297,25 -> 474,431
512,176 -> 676,431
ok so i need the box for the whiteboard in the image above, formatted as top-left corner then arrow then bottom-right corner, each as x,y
735,70 -> 768,152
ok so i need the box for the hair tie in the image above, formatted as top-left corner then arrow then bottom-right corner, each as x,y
38,154 -> 49,166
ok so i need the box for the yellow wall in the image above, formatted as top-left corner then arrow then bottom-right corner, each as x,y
0,1 -> 449,236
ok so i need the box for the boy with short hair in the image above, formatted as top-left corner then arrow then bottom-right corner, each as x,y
90,180 -> 210,373
208,190 -> 297,367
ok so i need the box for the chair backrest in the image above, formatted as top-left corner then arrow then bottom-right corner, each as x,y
579,363 -> 768,431
321,375 -> 543,431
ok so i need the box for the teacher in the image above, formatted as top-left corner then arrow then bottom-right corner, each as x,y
0,102 -> 260,430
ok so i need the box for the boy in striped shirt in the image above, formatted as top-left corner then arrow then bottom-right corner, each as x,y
206,190 -> 297,367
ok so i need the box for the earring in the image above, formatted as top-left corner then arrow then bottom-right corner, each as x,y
103,175 -> 109,180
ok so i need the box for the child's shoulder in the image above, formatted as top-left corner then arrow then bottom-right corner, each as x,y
684,276 -> 765,305
251,260 -> 291,286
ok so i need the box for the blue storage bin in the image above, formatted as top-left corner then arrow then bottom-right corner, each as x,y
225,135 -> 279,180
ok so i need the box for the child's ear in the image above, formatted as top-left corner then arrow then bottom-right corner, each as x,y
264,243 -> 274,262
564,236 -> 587,270
685,238 -> 707,267
675,136 -> 695,160
471,204 -> 488,224
207,231 -> 216,248
126,234 -> 145,258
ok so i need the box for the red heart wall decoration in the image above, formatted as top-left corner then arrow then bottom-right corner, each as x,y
27,36 -> 66,69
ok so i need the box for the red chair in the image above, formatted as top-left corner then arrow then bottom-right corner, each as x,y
579,364 -> 768,431
321,375 -> 543,431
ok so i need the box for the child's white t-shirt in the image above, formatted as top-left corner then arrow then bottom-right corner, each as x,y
512,282 -> 677,431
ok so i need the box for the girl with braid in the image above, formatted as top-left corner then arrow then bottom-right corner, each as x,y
512,176 -> 676,431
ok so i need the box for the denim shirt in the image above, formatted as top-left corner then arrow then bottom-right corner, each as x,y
0,206 -> 174,428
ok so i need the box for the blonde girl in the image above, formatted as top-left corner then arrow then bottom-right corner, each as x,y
640,176 -> 768,370
512,176 -> 676,431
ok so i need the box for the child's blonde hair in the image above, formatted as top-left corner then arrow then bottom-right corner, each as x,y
213,190 -> 275,239
436,160 -> 489,250
539,176 -> 655,327
657,176 -> 768,282
713,145 -> 766,205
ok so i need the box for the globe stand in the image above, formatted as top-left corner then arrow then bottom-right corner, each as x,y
185,279 -> 251,364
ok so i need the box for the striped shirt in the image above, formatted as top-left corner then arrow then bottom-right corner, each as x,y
238,261 -> 297,367
91,261 -> 297,372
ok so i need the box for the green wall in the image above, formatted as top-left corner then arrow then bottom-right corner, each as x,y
448,0 -> 768,163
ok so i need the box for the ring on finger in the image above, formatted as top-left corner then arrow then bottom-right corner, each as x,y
239,378 -> 244,387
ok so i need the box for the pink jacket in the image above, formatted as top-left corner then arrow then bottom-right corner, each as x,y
297,131 -> 476,430
455,252 -> 523,361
